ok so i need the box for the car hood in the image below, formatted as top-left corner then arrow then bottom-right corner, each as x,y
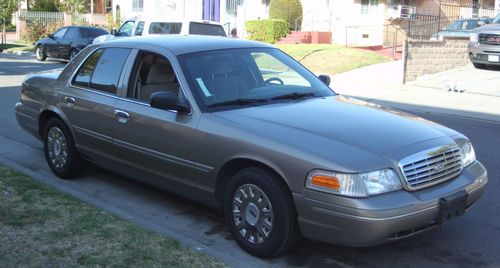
35,37 -> 52,45
473,23 -> 500,33
213,96 -> 458,166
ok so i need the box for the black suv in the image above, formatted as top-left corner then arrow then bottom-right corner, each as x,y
35,26 -> 108,61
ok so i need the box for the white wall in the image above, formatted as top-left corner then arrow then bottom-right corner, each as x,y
331,0 -> 386,46
301,0 -> 334,32
114,0 -> 203,22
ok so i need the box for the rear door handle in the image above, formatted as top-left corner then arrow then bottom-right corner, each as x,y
64,96 -> 76,104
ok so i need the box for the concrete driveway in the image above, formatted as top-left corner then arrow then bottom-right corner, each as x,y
1,53 -> 500,267
410,64 -> 500,97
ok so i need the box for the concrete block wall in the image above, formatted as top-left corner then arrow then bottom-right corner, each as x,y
405,38 -> 470,82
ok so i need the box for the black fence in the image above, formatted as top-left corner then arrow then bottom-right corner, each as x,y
406,3 -> 496,40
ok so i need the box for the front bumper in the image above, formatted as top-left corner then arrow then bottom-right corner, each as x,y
468,41 -> 500,65
294,160 -> 488,247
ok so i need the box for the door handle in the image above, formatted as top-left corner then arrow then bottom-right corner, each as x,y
64,96 -> 76,104
114,109 -> 130,119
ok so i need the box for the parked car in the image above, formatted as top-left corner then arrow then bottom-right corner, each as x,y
92,19 -> 226,44
469,13 -> 500,68
434,17 -> 492,39
16,36 -> 487,257
35,26 -> 109,61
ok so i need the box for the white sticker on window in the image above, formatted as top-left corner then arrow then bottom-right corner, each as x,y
196,77 -> 213,97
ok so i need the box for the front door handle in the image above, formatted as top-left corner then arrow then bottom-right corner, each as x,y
114,109 -> 130,118
64,96 -> 76,104
114,109 -> 130,123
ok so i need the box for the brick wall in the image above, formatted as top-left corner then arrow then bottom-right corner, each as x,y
404,38 -> 470,82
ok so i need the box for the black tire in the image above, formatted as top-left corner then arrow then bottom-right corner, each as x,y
472,62 -> 486,69
224,167 -> 301,257
35,46 -> 47,61
43,118 -> 86,178
69,49 -> 78,61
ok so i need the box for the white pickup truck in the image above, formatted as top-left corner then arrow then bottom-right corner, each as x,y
93,19 -> 226,44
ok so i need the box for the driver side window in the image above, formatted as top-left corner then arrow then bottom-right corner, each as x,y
252,52 -> 310,87
53,28 -> 68,39
118,21 -> 135,36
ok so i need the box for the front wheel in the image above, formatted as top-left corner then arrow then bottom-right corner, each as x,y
35,46 -> 47,61
43,118 -> 86,178
224,167 -> 300,257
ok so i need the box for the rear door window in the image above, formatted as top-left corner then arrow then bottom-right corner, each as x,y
73,48 -> 131,94
188,22 -> 226,36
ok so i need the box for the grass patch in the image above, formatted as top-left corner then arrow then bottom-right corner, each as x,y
276,44 -> 389,74
0,42 -> 33,52
0,166 -> 227,267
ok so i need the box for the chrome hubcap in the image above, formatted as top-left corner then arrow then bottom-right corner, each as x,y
47,127 -> 68,169
36,47 -> 43,58
233,184 -> 274,244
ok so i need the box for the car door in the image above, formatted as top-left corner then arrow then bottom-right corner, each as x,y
58,27 -> 78,58
112,49 -> 209,190
60,47 -> 132,159
46,27 -> 68,57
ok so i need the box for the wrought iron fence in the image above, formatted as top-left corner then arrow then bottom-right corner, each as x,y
406,3 -> 496,40
17,10 -> 64,25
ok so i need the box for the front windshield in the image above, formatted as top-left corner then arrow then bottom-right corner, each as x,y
493,14 -> 500,24
178,48 -> 335,111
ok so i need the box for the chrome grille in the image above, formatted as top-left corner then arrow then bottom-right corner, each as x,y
479,34 -> 500,45
399,145 -> 463,190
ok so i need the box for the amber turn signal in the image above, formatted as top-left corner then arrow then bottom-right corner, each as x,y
310,175 -> 340,190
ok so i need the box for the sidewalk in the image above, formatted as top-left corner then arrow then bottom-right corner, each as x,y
332,61 -> 500,123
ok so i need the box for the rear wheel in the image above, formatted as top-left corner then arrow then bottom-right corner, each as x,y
35,46 -> 46,61
43,118 -> 86,178
224,167 -> 300,257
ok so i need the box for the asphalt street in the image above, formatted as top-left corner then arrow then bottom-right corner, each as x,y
0,53 -> 499,267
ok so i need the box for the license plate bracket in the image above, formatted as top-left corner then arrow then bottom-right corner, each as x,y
437,190 -> 468,225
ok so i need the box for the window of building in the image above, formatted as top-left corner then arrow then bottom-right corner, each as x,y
361,0 -> 379,14
132,0 -> 144,11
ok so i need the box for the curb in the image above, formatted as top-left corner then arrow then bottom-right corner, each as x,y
1,50 -> 35,57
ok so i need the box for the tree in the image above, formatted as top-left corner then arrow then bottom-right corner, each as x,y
56,0 -> 87,14
0,0 -> 20,44
269,0 -> 302,31
31,0 -> 59,12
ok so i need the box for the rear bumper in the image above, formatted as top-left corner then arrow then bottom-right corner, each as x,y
15,102 -> 41,140
294,161 -> 488,246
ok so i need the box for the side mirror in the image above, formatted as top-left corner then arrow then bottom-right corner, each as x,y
150,91 -> 190,114
318,74 -> 331,86
111,29 -> 117,35
48,34 -> 54,39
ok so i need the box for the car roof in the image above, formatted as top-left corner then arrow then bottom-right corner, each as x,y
102,35 -> 274,55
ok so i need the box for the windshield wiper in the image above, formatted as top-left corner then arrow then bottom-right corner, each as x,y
207,98 -> 268,108
271,92 -> 315,101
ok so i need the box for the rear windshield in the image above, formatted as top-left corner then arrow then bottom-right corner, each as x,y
189,22 -> 226,36
149,22 -> 182,34
81,28 -> 109,38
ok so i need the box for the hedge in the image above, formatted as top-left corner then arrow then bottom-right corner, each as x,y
245,19 -> 289,44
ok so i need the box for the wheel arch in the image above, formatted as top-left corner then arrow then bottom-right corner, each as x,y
38,106 -> 75,141
214,157 -> 291,207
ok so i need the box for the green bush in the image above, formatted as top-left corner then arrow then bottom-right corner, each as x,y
245,19 -> 289,44
269,0 -> 303,31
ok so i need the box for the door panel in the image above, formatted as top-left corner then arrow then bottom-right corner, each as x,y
112,99 -> 209,191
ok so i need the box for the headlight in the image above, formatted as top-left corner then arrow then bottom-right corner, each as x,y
306,169 -> 402,197
461,142 -> 476,167
470,33 -> 478,42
